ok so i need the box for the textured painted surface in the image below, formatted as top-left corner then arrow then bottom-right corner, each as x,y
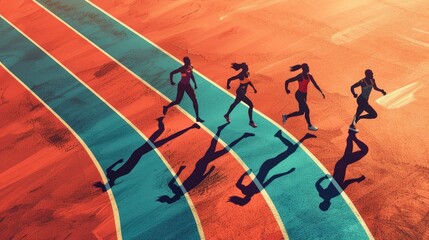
90,0 -> 429,238
33,0 -> 370,239
0,19 -> 200,240
1,0 -> 428,239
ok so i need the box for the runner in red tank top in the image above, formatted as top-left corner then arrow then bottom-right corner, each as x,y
281,63 -> 325,131
298,75 -> 310,93
163,56 -> 204,122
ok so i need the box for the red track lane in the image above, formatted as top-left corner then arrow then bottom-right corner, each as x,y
1,1 -> 284,239
0,66 -> 116,239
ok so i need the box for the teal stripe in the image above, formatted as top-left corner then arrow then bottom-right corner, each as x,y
36,1 -> 370,239
0,18 -> 200,240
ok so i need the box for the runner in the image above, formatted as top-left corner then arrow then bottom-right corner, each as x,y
224,62 -> 258,128
163,56 -> 204,122
349,69 -> 386,132
282,63 -> 325,131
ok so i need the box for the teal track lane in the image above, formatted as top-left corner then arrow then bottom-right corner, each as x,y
0,17 -> 200,240
34,0 -> 371,239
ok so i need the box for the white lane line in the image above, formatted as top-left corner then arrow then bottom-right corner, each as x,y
84,1 -> 374,237
2,15 -> 203,240
35,0 -> 288,238
0,61 -> 122,239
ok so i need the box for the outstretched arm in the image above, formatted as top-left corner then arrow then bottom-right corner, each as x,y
227,75 -> 239,89
170,67 -> 181,85
310,75 -> 325,98
350,80 -> 361,98
191,73 -> 197,89
284,76 -> 298,94
249,81 -> 257,93
372,79 -> 386,95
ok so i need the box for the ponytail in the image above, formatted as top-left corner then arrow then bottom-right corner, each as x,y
231,62 -> 248,71
290,63 -> 309,72
290,64 -> 302,72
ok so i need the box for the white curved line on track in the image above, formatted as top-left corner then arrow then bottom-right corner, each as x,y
1,15 -> 205,240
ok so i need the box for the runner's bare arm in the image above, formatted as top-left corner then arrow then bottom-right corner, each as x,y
284,76 -> 298,94
169,67 -> 182,85
310,75 -> 325,98
249,81 -> 257,93
372,79 -> 386,95
350,81 -> 361,98
191,73 -> 197,89
227,75 -> 239,89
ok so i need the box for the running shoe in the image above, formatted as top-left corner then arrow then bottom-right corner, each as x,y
249,121 -> 258,128
349,126 -> 359,133
282,114 -> 288,124
308,125 -> 318,131
196,117 -> 205,123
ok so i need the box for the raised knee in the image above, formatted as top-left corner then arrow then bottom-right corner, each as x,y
362,145 -> 369,154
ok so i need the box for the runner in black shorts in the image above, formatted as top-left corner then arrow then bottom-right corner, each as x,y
282,63 -> 325,131
224,62 -> 258,128
163,56 -> 204,122
349,69 -> 386,132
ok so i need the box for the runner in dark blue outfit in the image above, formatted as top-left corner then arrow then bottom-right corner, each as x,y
349,69 -> 386,132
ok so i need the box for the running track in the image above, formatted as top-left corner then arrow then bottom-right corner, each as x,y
1,0 -> 372,239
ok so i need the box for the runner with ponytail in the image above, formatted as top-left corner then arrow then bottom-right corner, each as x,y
281,63 -> 325,131
224,62 -> 258,128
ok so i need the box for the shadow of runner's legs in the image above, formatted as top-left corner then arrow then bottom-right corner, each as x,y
158,123 -> 255,204
316,131 -> 369,211
229,131 -> 315,206
93,117 -> 200,191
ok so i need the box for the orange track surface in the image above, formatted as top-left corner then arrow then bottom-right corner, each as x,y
91,0 -> 429,239
0,67 -> 116,239
2,1 -> 283,239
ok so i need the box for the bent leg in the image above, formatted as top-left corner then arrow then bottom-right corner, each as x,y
241,94 -> 254,122
286,92 -> 306,118
351,102 -> 365,127
303,104 -> 312,127
166,83 -> 185,109
184,85 -> 201,118
358,103 -> 378,121
226,95 -> 242,116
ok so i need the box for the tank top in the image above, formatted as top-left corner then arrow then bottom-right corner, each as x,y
360,79 -> 373,100
180,65 -> 193,85
237,73 -> 251,94
298,73 -> 310,93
